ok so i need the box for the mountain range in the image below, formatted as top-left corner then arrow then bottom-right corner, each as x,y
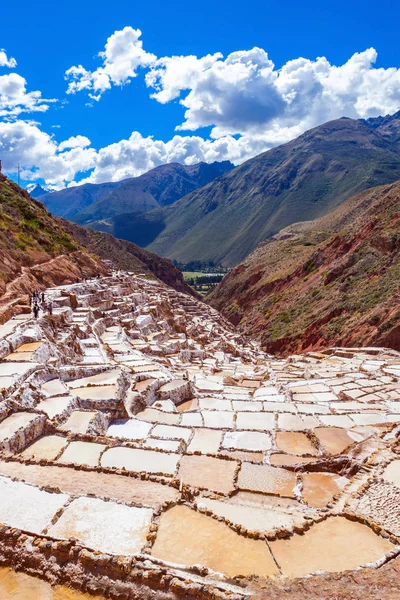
38,113 -> 400,269
210,179 -> 400,354
124,112 -> 400,266
39,161 -> 234,225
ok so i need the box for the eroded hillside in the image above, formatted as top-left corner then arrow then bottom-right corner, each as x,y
210,180 -> 400,354
0,176 -> 196,324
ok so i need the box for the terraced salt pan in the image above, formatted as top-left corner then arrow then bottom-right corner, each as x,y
0,476 -> 68,534
270,517 -> 394,577
151,424 -> 192,441
223,431 -> 271,451
21,435 -> 67,461
107,418 -> 152,440
187,428 -> 222,454
302,473 -> 348,508
383,460 -> 400,487
67,369 -> 121,388
0,412 -> 37,441
0,459 -> 179,507
202,411 -> 234,429
136,408 -> 180,425
314,427 -> 362,454
236,412 -> 275,430
16,342 -> 43,353
151,505 -> 279,577
276,431 -> 318,456
238,463 -> 297,497
178,454 -> 237,494
199,497 -> 304,535
58,411 -> 96,434
58,441 -> 106,467
36,396 -> 73,419
180,412 -> 203,426
0,362 -> 38,378
145,438 -> 181,451
48,496 -> 152,555
41,378 -> 69,397
4,351 -> 35,361
101,446 -> 180,475
0,567 -> 106,599
71,385 -> 116,400
278,414 -> 319,430
176,398 -> 199,412
270,454 -> 319,467
199,398 -> 232,411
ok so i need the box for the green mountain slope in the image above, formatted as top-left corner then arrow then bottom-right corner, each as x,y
106,112 -> 400,267
40,161 -> 233,225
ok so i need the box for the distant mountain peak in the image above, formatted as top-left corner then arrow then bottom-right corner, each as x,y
26,183 -> 50,198
40,160 -> 234,224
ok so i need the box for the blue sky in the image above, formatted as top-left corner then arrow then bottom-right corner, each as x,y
1,0 -> 400,188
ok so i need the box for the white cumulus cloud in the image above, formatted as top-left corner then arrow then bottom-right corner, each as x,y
3,34 -> 400,191
146,46 -> 400,138
58,135 -> 91,151
0,49 -> 17,68
65,26 -> 156,100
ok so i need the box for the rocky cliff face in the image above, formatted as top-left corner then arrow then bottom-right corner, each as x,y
210,180 -> 400,354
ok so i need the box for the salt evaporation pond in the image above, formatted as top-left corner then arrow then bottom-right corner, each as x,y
0,567 -> 105,599
151,505 -> 279,577
270,516 -> 394,577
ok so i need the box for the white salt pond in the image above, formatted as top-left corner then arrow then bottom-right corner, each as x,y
67,370 -> 121,388
36,396 -> 73,419
48,496 -> 153,555
21,435 -> 67,461
0,476 -> 68,534
383,460 -> 400,487
58,441 -> 106,467
101,446 -> 180,475
107,418 -> 152,440
71,385 -> 116,400
58,411 -> 96,434
0,412 -> 37,441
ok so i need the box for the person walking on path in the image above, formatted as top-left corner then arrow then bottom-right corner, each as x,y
33,303 -> 40,319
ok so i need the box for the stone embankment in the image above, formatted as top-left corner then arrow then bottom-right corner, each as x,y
0,271 -> 399,599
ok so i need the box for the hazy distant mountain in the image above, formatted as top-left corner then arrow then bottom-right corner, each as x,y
27,183 -> 50,198
112,112 -> 400,266
39,161 -> 234,224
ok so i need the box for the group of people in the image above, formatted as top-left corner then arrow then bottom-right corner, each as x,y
30,290 -> 53,319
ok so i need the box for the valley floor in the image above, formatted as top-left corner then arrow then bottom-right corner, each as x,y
0,272 -> 398,599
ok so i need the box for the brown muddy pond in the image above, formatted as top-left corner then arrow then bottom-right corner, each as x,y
177,398 -> 199,412
314,427 -> 361,455
302,472 -> 348,508
151,505 -> 279,577
276,431 -> 318,456
0,567 -> 105,599
270,516 -> 394,577
178,454 -> 237,494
